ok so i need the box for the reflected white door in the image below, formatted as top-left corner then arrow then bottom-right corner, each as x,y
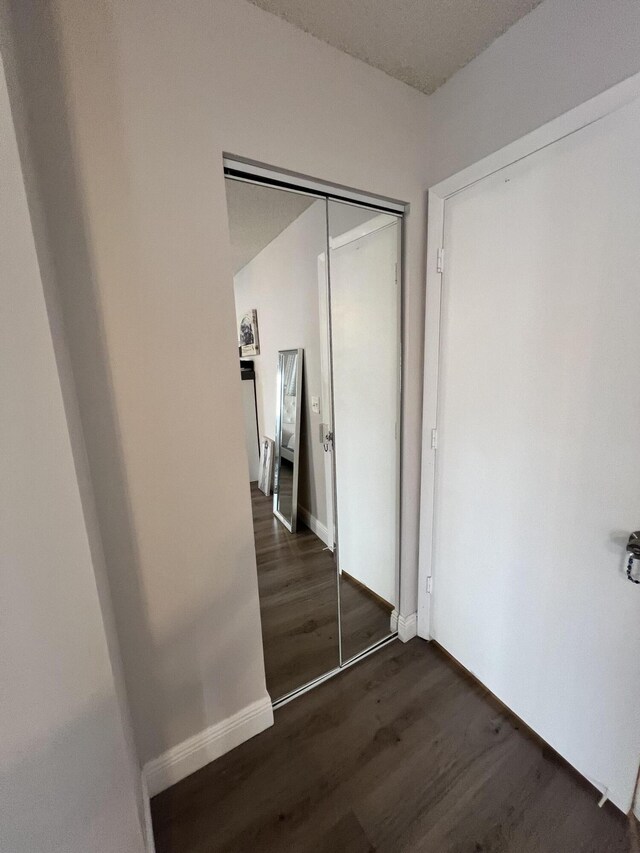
330,217 -> 399,609
432,96 -> 640,811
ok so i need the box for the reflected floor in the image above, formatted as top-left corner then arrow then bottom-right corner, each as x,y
250,483 -> 392,700
340,571 -> 393,662
274,457 -> 293,521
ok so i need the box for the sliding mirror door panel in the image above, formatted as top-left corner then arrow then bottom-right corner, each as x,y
226,178 -> 339,701
328,201 -> 401,662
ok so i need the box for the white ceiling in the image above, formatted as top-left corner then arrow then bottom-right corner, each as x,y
248,0 -> 543,95
225,179 -> 315,273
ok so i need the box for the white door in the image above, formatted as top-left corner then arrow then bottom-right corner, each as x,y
430,96 -> 640,811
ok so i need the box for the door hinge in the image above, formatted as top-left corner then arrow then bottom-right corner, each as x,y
431,428 -> 438,449
426,576 -> 433,594
436,247 -> 444,274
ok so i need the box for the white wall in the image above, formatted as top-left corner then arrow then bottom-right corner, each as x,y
426,0 -> 640,183
233,200 -> 329,527
8,0 -> 429,771
0,47 -> 145,853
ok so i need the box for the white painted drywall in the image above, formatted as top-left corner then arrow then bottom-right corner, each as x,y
330,219 -> 399,607
431,95 -> 640,812
426,0 -> 640,183
0,49 -> 145,853
11,0 -> 428,769
233,199 -> 329,527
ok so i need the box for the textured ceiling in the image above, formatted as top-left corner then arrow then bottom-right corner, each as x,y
248,0 -> 543,94
225,179 -> 315,273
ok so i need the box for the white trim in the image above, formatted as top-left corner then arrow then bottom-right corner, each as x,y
397,612 -> 417,643
390,608 -> 398,632
432,71 -> 640,199
143,696 -> 273,797
298,506 -> 332,549
141,772 -> 156,853
329,214 -> 399,251
417,186 -> 443,641
223,156 -> 406,213
389,609 -> 417,641
417,69 -> 640,642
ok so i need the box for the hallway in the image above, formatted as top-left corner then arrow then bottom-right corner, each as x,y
151,639 -> 632,852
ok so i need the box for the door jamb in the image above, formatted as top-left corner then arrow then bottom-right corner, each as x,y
417,69 -> 640,641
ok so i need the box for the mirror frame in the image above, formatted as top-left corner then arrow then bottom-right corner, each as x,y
273,348 -> 304,533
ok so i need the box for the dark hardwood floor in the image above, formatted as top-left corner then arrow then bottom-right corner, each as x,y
151,638 -> 635,852
251,482 -> 391,700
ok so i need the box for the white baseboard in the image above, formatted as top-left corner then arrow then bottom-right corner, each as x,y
397,612 -> 417,643
143,695 -> 273,797
298,506 -> 331,549
390,609 -> 398,632
390,610 -> 417,641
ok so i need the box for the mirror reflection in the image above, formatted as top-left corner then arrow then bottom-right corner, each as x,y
328,201 -> 400,662
226,173 -> 401,703
227,178 -> 339,702
274,349 -> 303,530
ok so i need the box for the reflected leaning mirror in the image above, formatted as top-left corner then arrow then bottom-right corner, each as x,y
328,201 -> 401,663
273,348 -> 304,532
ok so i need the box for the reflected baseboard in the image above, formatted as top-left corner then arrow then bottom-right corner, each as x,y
391,610 -> 417,643
298,506 -> 332,549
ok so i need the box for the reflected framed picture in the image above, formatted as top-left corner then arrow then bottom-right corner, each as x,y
258,437 -> 274,496
239,309 -> 260,357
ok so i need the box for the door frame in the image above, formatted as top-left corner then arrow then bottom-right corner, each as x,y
224,158 -> 409,707
417,69 -> 640,641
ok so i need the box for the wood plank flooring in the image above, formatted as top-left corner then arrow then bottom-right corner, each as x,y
151,638 -> 636,852
251,483 -> 391,700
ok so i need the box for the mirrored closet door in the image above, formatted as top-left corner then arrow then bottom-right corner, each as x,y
225,166 -> 402,704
